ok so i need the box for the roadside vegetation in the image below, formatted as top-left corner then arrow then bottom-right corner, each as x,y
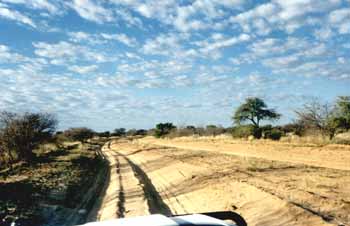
149,96 -> 350,144
0,112 -> 108,226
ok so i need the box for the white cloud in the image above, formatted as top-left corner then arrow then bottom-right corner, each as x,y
337,57 -> 346,64
116,59 -> 193,82
33,41 -> 81,58
329,8 -> 350,23
274,0 -> 341,21
230,2 -> 278,33
68,65 -> 98,74
173,75 -> 192,87
33,41 -> 114,64
141,33 -> 181,56
173,0 -> 245,32
110,0 -> 245,32
68,31 -> 108,45
195,72 -> 228,85
111,0 -> 176,21
125,52 -> 142,60
0,44 -> 28,63
2,0 -> 59,14
101,33 -> 138,47
115,8 -> 143,28
248,37 -> 309,58
0,4 -> 36,27
263,54 -> 300,69
329,8 -> 350,34
201,34 -> 250,53
174,6 -> 207,32
303,43 -> 327,57
313,27 -> 333,40
68,0 -> 114,23
68,31 -> 92,42
230,0 -> 341,34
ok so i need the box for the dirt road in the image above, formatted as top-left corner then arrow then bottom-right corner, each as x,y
90,138 -> 350,226
139,137 -> 350,171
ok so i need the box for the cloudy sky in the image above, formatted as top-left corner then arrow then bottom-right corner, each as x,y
1,0 -> 350,131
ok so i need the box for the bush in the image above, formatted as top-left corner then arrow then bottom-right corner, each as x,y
281,123 -> 305,136
0,112 -> 57,164
112,128 -> 126,137
232,125 -> 287,140
264,129 -> 283,140
252,127 -> 262,139
232,125 -> 255,138
126,129 -> 148,136
205,125 -> 226,136
167,127 -> 196,138
98,131 -> 110,137
154,123 -> 176,138
63,127 -> 95,143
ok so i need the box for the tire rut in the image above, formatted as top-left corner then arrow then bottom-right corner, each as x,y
115,156 -> 125,218
117,152 -> 172,216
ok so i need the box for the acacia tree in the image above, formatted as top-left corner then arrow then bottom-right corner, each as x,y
0,112 -> 57,163
154,123 -> 176,138
233,97 -> 281,128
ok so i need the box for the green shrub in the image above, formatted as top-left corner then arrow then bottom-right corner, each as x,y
252,127 -> 262,139
154,123 -> 176,138
63,127 -> 95,143
264,129 -> 283,140
232,125 -> 255,138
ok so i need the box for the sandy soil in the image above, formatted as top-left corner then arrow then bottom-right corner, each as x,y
139,136 -> 350,171
91,137 -> 350,226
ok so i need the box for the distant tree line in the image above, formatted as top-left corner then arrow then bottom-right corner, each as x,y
231,96 -> 350,140
1,96 -> 349,168
150,96 -> 350,142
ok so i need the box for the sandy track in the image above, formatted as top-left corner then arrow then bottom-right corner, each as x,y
89,141 -> 171,221
88,142 -> 148,220
139,137 -> 350,171
90,139 -> 350,226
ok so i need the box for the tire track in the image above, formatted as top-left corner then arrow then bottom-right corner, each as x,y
90,142 -> 121,221
117,152 -> 172,216
115,156 -> 125,218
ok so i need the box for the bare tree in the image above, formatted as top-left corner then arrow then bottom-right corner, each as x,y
295,99 -> 338,139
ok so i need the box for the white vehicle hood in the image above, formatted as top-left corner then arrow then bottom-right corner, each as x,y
81,214 -> 234,226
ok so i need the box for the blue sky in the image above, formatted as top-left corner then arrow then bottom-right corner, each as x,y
1,0 -> 350,131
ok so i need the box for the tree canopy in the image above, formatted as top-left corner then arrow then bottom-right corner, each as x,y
233,97 -> 281,128
154,123 -> 176,138
0,112 -> 57,163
